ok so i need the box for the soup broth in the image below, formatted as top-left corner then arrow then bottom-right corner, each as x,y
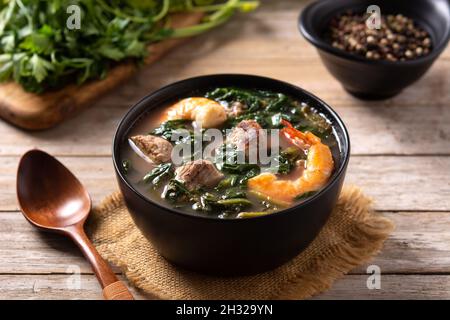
120,87 -> 339,219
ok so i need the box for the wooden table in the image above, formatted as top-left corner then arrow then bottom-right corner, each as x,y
1,0 -> 449,299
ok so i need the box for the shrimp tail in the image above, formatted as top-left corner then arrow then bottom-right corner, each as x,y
248,120 -> 334,204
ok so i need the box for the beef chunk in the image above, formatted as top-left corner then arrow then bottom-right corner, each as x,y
226,101 -> 245,117
227,120 -> 263,154
175,159 -> 224,190
129,135 -> 173,164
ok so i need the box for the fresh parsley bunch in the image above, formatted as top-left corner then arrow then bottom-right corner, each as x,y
0,0 -> 258,92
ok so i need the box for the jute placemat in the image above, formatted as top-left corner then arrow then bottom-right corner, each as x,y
86,186 -> 394,300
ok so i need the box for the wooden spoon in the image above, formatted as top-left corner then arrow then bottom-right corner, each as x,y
16,149 -> 134,300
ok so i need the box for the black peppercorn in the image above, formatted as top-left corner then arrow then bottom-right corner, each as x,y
325,11 -> 433,61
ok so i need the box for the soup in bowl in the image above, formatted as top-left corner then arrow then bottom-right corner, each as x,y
113,74 -> 350,275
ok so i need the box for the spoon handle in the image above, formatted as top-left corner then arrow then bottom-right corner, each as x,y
67,224 -> 134,300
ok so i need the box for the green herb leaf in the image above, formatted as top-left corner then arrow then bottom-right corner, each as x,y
217,198 -> 251,207
97,44 -> 125,61
152,119 -> 190,140
237,210 -> 273,219
20,34 -> 53,55
1,34 -> 15,52
143,163 -> 174,186
124,39 -> 146,57
162,179 -> 191,202
29,54 -> 54,83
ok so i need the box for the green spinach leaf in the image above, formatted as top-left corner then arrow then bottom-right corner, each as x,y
143,163 -> 174,186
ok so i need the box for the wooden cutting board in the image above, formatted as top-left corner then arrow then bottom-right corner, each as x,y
0,13 -> 203,130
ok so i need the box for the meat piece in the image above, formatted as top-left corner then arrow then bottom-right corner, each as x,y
175,159 -> 224,190
129,135 -> 173,164
227,120 -> 263,155
226,101 -> 245,117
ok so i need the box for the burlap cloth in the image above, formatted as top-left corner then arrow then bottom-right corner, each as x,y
86,186 -> 394,299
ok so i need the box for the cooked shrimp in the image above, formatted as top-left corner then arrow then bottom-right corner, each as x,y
164,97 -> 227,128
247,120 -> 334,204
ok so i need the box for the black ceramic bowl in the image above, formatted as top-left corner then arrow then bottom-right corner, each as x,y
299,0 -> 450,99
113,74 -> 350,276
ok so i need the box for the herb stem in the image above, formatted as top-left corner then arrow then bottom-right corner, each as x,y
170,14 -> 230,38
15,0 -> 32,28
97,0 -> 151,23
0,0 -> 17,34
152,0 -> 171,22
186,0 -> 259,13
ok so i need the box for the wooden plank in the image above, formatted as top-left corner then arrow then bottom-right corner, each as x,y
346,156 -> 450,211
0,211 -> 115,274
0,102 -> 448,156
337,104 -> 450,155
0,103 -> 124,156
132,57 -> 450,107
2,156 -> 449,211
352,212 -> 450,274
91,54 -> 450,109
0,274 -> 148,300
315,275 -> 450,300
1,273 -> 449,300
3,210 -> 450,275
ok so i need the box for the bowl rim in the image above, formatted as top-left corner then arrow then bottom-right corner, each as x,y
112,74 -> 351,222
298,0 -> 450,67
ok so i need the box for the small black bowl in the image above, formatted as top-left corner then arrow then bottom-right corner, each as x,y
299,0 -> 450,99
112,74 -> 350,276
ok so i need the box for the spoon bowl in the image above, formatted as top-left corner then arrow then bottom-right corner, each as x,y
16,149 -> 133,300
17,149 -> 90,230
